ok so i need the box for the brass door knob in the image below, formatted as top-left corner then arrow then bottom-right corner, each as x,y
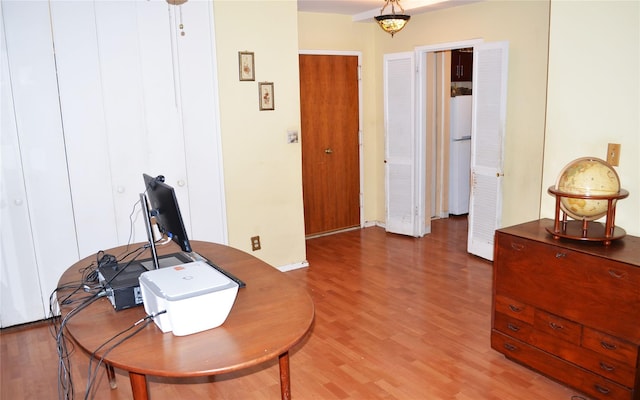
324,148 -> 333,154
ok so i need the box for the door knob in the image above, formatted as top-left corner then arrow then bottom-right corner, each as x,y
324,148 -> 333,154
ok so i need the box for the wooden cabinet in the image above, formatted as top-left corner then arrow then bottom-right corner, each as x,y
492,219 -> 640,400
451,49 -> 473,82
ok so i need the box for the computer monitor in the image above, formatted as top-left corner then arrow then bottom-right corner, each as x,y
142,173 -> 192,254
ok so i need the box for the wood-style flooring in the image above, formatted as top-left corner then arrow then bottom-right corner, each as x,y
1,217 -> 588,399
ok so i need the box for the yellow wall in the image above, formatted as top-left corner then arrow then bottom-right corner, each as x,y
297,13 -> 382,223
213,0 -> 639,269
542,0 -> 640,235
213,0 -> 306,268
300,0 -> 552,229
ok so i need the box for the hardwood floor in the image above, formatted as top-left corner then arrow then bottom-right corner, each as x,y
1,217 -> 587,399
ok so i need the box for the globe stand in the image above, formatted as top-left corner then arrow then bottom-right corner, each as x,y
546,186 -> 628,245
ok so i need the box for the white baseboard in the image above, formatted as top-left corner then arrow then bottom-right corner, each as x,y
364,220 -> 385,228
277,260 -> 309,272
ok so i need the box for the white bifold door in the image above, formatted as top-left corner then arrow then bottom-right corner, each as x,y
383,42 -> 508,261
383,52 -> 428,237
467,42 -> 509,261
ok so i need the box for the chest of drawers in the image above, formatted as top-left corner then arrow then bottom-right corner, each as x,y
492,219 -> 640,400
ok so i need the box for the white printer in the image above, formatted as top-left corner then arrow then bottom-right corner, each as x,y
139,261 -> 239,336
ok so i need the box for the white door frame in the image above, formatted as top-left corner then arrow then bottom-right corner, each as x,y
414,39 -> 483,236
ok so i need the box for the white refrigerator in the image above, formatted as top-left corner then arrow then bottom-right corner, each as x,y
449,95 -> 472,215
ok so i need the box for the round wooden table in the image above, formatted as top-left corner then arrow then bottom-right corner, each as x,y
57,240 -> 314,399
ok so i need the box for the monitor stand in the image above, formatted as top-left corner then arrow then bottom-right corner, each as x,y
140,192 -> 160,270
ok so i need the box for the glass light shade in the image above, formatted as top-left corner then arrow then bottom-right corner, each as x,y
375,14 -> 410,37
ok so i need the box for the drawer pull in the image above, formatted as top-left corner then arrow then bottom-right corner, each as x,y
594,384 -> 611,395
507,323 -> 520,332
510,243 -> 525,251
503,343 -> 518,352
549,322 -> 563,330
555,252 -> 566,258
508,304 -> 523,313
600,341 -> 617,351
599,361 -> 615,372
608,269 -> 625,279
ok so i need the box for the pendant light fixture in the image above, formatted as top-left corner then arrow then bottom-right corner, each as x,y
375,0 -> 410,37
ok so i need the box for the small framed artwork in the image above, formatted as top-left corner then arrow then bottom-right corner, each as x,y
259,82 -> 274,111
238,51 -> 255,81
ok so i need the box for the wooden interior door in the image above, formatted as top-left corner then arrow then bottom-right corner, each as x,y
299,54 -> 360,236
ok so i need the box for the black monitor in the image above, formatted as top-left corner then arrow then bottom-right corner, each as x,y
142,173 -> 192,254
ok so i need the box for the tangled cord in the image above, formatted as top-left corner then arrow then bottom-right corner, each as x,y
50,243 -> 152,400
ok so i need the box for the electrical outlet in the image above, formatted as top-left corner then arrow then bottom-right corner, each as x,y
250,236 -> 261,251
607,143 -> 621,166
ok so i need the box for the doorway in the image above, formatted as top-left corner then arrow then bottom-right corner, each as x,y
299,52 -> 362,237
422,43 -> 478,222
384,40 -> 507,260
417,41 -> 509,260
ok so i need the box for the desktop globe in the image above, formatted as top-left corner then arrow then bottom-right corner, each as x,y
555,157 -> 620,221
547,157 -> 628,244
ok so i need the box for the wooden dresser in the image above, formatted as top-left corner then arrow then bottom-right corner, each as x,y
492,219 -> 640,400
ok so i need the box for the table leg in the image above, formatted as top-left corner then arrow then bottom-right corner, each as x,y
106,364 -> 117,389
279,352 -> 291,400
129,371 -> 149,400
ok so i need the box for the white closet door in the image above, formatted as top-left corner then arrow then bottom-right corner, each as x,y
1,0 -> 225,326
467,41 -> 509,261
1,7 -> 42,326
49,1 -> 119,257
1,1 -> 78,326
384,52 -> 417,236
138,0 -> 188,195
171,1 -> 227,244
94,1 -> 184,246
50,0 -> 190,257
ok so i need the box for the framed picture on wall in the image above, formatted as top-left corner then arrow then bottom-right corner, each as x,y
259,82 -> 274,111
238,51 -> 255,81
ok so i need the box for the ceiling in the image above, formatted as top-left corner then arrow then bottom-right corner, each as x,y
297,1 -> 383,16
297,0 -> 480,21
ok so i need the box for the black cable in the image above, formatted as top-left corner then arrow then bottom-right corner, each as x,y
114,243 -> 150,265
50,246 -> 143,400
126,196 -> 142,248
83,311 -> 166,399
50,286 -> 80,400
49,261 -> 109,400
84,319 -> 151,399
51,288 -> 106,400
100,244 -> 149,288
50,190 -> 159,399
50,190 -> 159,400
